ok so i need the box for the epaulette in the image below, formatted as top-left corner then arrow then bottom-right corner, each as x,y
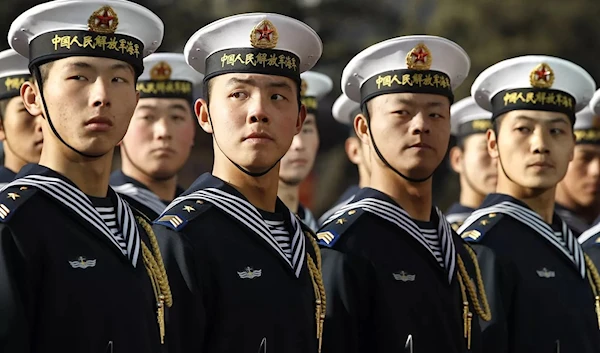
316,207 -> 365,247
0,185 -> 38,223
153,198 -> 212,231
460,212 -> 504,243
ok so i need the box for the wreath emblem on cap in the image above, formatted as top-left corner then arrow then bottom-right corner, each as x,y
88,6 -> 119,34
250,20 -> 279,49
529,63 -> 554,89
300,79 -> 308,96
406,43 -> 432,70
150,61 -> 172,81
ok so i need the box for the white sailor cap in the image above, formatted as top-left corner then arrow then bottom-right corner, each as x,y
0,49 -> 31,100
184,13 -> 322,85
450,96 -> 493,138
137,53 -> 205,102
471,55 -> 595,123
341,35 -> 470,105
573,93 -> 600,144
8,0 -> 164,78
300,71 -> 333,112
332,93 -> 361,126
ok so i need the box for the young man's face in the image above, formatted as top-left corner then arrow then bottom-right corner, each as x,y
0,96 -> 43,164
279,112 -> 319,185
558,144 -> 600,208
197,73 -> 305,174
25,56 -> 138,157
362,92 -> 451,180
121,97 -> 195,180
450,133 -> 497,196
489,110 -> 574,190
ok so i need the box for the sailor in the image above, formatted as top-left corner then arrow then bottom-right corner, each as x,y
317,93 -> 371,226
318,35 -> 490,353
446,96 -> 496,230
278,70 -> 332,230
458,55 -> 600,353
0,1 -> 172,352
111,52 -> 203,220
555,94 -> 600,236
152,13 -> 326,353
0,49 -> 44,186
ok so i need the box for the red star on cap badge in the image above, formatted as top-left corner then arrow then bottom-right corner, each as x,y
250,20 -> 279,49
88,6 -> 119,34
256,23 -> 274,41
412,48 -> 429,63
406,43 -> 432,70
529,63 -> 554,88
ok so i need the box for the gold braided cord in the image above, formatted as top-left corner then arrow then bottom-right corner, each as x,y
306,233 -> 326,353
136,216 -> 173,344
457,274 -> 472,350
584,254 -> 600,329
457,246 -> 492,322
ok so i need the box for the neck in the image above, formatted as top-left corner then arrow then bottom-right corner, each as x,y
121,162 -> 178,202
369,165 -> 433,221
277,180 -> 300,213
496,176 -> 555,223
555,184 -> 598,224
459,176 -> 486,209
39,143 -> 113,197
3,142 -> 28,174
358,164 -> 370,188
212,158 -> 280,212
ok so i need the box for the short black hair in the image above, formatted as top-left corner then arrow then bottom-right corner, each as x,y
0,98 -> 10,121
203,76 -> 302,111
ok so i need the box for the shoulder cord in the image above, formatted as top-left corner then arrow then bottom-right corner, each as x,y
306,233 -> 326,353
136,216 -> 173,344
457,245 -> 492,349
584,254 -> 600,330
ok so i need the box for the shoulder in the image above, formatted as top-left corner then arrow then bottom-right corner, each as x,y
580,223 -> 600,249
316,207 -> 366,248
153,198 -> 213,231
459,212 -> 505,243
0,185 -> 40,223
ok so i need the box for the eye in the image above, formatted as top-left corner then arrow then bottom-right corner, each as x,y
68,75 -> 87,81
302,126 -> 315,134
515,126 -> 531,133
392,110 -> 410,116
430,113 -> 445,119
550,128 -> 565,135
272,94 -> 286,101
230,91 -> 247,99
172,115 -> 185,122
113,77 -> 127,83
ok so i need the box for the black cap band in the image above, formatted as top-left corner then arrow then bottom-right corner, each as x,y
491,88 -> 576,123
204,48 -> 300,84
29,30 -> 144,77
0,74 -> 30,100
301,96 -> 317,113
575,129 -> 600,145
360,69 -> 454,106
137,80 -> 194,102
457,119 -> 493,138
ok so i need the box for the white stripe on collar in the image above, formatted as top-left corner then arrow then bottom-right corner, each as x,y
579,222 -> 600,244
458,201 -> 585,278
2,175 -> 141,267
112,183 -> 167,216
166,188 -> 306,278
324,197 -> 457,283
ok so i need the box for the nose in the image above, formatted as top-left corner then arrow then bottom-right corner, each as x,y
246,94 -> 269,124
531,129 -> 550,154
410,112 -> 430,135
290,134 -> 305,151
154,117 -> 171,140
90,78 -> 111,108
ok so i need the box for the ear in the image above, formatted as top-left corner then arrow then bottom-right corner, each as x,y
21,81 -> 43,118
0,117 -> 5,142
135,90 -> 140,105
295,104 -> 307,135
568,132 -> 575,162
345,136 -> 361,165
355,113 -> 370,146
449,145 -> 463,174
487,129 -> 499,159
195,98 -> 213,134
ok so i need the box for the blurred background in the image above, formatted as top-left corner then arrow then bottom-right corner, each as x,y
1,0 -> 600,217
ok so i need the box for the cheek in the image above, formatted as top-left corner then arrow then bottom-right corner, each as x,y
123,123 -> 152,145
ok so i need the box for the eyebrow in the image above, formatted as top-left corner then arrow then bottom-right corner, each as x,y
395,98 -> 444,107
136,103 -> 189,112
65,61 -> 133,74
226,77 -> 293,91
513,115 -> 569,125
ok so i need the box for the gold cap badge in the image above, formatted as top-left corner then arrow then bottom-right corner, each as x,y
250,20 -> 279,49
300,79 -> 308,96
88,6 -> 119,34
529,63 -> 554,89
150,61 -> 172,81
406,43 -> 432,70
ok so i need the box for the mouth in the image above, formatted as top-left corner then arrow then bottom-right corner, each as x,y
408,142 -> 433,150
85,116 -> 113,132
34,139 -> 43,147
288,158 -> 308,165
151,147 -> 176,155
528,161 -> 554,169
244,131 -> 273,142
